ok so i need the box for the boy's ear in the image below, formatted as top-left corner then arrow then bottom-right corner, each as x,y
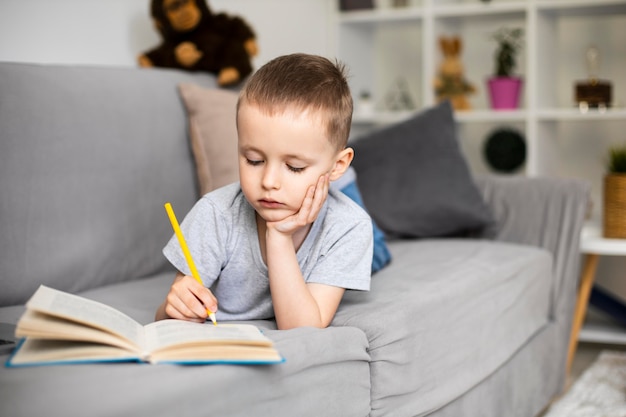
329,147 -> 354,181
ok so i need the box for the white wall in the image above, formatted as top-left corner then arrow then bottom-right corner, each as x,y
0,0 -> 157,66
0,0 -> 336,67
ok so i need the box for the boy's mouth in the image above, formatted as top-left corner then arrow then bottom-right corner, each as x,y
259,199 -> 284,209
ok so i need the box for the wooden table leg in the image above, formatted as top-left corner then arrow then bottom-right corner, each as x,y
566,253 -> 599,377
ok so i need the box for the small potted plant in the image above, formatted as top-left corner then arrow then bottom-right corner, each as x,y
604,145 -> 626,238
487,27 -> 524,110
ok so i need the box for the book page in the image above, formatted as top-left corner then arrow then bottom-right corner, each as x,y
143,320 -> 272,352
149,344 -> 284,364
24,285 -> 144,348
8,339 -> 141,366
16,310 -> 139,352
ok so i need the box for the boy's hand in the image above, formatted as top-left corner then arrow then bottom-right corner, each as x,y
157,272 -> 218,323
267,174 -> 329,235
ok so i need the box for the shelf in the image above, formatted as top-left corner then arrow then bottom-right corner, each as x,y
537,108 -> 626,121
579,320 -> 626,344
339,7 -> 423,24
351,109 -> 528,125
352,110 -> 415,125
579,307 -> 626,345
433,1 -> 527,18
581,222 -> 626,256
337,0 -> 626,180
341,0 -> 626,349
537,0 -> 626,16
454,109 -> 527,123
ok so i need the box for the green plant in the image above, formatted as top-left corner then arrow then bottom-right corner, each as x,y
607,145 -> 626,174
491,27 -> 523,77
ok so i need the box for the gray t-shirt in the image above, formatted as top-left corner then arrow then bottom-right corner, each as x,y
163,182 -> 373,321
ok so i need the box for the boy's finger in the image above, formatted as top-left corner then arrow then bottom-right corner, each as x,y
309,174 -> 329,221
297,184 -> 316,222
177,287 -> 208,319
166,292 -> 202,320
176,275 -> 217,319
194,286 -> 218,316
185,279 -> 218,318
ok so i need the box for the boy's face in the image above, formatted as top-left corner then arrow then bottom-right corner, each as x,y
237,103 -> 349,223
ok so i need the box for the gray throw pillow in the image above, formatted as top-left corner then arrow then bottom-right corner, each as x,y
351,101 -> 493,238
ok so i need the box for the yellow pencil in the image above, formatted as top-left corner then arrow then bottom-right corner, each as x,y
164,202 -> 217,326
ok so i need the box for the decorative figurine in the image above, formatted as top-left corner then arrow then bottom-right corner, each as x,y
434,36 -> 476,111
575,46 -> 612,110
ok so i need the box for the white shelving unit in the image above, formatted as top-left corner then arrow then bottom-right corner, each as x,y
336,0 -> 626,214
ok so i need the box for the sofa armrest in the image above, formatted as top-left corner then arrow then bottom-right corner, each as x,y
475,175 -> 590,319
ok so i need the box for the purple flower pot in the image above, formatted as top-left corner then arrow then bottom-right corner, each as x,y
487,77 -> 523,110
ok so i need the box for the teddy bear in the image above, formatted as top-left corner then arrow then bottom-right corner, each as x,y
138,0 -> 258,87
433,36 -> 476,111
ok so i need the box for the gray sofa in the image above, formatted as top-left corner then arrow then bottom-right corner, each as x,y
0,62 -> 589,417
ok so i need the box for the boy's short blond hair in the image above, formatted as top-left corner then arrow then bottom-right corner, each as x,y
237,53 -> 353,151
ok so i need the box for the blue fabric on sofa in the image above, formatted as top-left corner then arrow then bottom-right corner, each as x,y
339,180 -> 391,273
332,167 -> 391,273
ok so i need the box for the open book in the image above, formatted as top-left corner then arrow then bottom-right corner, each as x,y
6,285 -> 283,367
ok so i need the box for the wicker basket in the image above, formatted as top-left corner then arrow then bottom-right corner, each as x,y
603,174 -> 626,238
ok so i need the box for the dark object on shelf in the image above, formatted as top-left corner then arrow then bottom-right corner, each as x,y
483,128 -> 526,173
589,285 -> 626,328
575,45 -> 612,109
340,0 -> 373,10
576,80 -> 612,109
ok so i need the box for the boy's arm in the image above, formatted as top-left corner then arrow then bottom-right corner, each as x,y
266,227 -> 345,329
265,174 -> 345,329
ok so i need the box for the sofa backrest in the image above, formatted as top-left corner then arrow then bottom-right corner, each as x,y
0,62 -> 218,306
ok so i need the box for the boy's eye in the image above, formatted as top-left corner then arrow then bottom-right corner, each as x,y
246,158 -> 263,166
287,165 -> 306,173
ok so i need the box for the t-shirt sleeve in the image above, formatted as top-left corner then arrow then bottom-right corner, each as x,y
305,216 -> 373,291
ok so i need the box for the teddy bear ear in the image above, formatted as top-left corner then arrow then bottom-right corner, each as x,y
439,37 -> 450,52
452,37 -> 462,54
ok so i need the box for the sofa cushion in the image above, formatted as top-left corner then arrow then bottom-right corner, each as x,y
0,63 -> 215,306
333,239 -> 553,416
351,100 -> 493,238
178,83 -> 240,196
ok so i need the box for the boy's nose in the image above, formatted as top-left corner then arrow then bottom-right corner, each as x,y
261,165 -> 280,190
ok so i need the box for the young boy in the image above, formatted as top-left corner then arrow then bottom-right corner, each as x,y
156,53 -> 373,330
